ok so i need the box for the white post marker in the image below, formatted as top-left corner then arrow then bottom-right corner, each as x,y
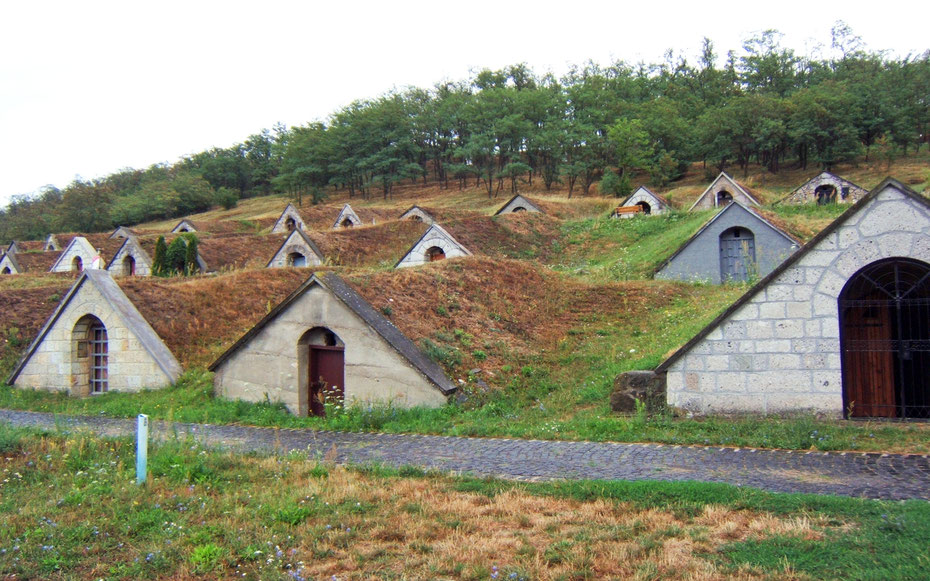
136,414 -> 149,485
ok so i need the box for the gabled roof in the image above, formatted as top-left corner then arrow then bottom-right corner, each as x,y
620,186 -> 671,208
777,171 -> 870,205
5,241 -> 18,255
332,204 -> 362,228
271,203 -> 306,233
688,172 -> 761,211
394,223 -> 472,268
4,250 -> 61,273
656,178 -> 925,372
0,252 -> 21,274
654,201 -> 799,276
265,228 -> 325,268
208,272 -> 456,395
109,226 -> 137,239
105,236 -> 152,270
7,269 -> 183,385
170,219 -> 197,233
48,236 -> 96,271
494,194 -> 543,215
399,205 -> 437,224
44,234 -> 60,251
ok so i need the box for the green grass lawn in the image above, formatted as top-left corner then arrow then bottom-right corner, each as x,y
0,424 -> 927,580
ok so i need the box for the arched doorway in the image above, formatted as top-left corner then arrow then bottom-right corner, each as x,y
426,246 -> 446,262
1,266 -> 10,275
72,315 -> 107,395
636,201 -> 652,215
512,206 -> 527,213
286,252 -> 307,267
285,217 -> 297,232
815,184 -> 837,205
123,254 -> 136,276
340,218 -> 354,228
410,214 -> 423,222
72,256 -> 83,272
719,227 -> 755,282
839,258 -> 930,419
298,327 -> 345,417
716,190 -> 733,206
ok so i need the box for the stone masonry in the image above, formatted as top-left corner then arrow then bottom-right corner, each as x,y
661,182 -> 930,415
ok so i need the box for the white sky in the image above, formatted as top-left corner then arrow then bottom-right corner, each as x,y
1,0 -> 926,209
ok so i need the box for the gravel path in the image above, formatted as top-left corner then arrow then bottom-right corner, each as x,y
2,409 -> 928,501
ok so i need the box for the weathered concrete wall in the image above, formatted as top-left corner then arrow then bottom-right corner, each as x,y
14,281 -> 175,393
656,205 -> 798,284
396,226 -> 470,268
214,284 -> 449,414
782,172 -> 869,205
0,254 -> 19,274
51,237 -> 97,273
665,186 -> 930,415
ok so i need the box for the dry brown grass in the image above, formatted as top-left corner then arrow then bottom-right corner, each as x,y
247,462 -> 826,580
120,269 -> 309,368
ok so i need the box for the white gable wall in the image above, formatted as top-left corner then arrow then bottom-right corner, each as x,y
267,233 -> 323,268
108,240 -> 153,277
51,237 -> 97,272
665,185 -> 930,415
213,284 -> 448,414
13,281 -> 176,393
396,226 -> 470,268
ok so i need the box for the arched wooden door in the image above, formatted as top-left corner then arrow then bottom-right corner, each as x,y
719,227 -> 755,282
309,345 -> 344,416
840,258 -> 930,418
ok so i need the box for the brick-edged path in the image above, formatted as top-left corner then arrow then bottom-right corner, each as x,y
2,409 -> 928,501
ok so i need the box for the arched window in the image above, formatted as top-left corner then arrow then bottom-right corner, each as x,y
839,258 -> 930,419
72,256 -> 83,272
287,252 -> 307,267
815,184 -> 837,205
73,315 -> 107,395
512,206 -> 527,213
123,255 -> 136,276
426,246 -> 446,262
298,327 -> 345,417
719,227 -> 755,282
636,201 -> 652,215
716,190 -> 733,206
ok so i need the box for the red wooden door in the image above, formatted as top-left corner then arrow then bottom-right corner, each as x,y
308,345 -> 344,417
842,296 -> 897,418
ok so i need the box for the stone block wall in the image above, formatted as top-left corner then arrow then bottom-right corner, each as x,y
14,281 -> 175,393
267,239 -> 323,268
783,173 -> 868,205
108,241 -> 153,277
665,186 -> 930,415
51,237 -> 96,273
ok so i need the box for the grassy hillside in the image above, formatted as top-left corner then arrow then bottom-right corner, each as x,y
1,156 -> 929,451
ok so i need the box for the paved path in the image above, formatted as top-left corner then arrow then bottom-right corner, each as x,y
2,409 -> 928,501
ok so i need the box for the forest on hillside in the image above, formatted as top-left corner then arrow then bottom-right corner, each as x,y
2,26 -> 928,242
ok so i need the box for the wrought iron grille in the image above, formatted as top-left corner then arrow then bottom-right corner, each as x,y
839,259 -> 930,419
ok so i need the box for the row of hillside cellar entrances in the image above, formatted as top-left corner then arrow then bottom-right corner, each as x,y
58,259 -> 929,418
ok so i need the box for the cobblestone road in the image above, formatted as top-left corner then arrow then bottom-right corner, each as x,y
2,409 -> 928,501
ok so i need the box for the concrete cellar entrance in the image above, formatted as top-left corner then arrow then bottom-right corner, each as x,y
299,327 -> 345,417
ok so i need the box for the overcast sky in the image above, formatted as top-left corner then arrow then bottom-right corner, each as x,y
1,0 -> 926,209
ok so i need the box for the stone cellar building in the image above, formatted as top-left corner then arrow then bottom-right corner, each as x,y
658,179 -> 930,419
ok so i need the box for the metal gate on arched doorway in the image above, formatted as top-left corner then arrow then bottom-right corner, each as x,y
839,258 -> 930,419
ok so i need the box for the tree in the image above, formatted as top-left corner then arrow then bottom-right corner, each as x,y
152,236 -> 168,276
